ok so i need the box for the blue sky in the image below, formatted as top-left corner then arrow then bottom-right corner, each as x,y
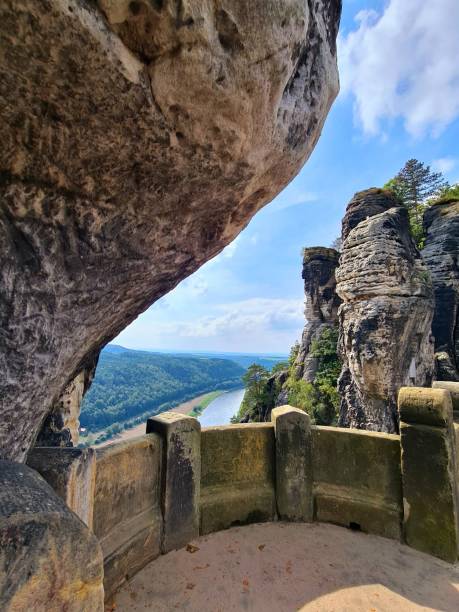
116,0 -> 459,354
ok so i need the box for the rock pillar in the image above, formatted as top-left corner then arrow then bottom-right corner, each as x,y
336,189 -> 435,432
146,412 -> 201,553
295,247 -> 341,381
422,201 -> 459,381
399,387 -> 459,563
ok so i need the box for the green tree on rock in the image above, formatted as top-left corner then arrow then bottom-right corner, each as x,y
240,364 -> 270,421
384,159 -> 448,248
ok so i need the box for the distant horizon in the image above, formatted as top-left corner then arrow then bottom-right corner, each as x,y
105,343 -> 289,359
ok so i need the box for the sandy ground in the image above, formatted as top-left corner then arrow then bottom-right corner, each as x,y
109,522 -> 459,612
96,393 -> 211,448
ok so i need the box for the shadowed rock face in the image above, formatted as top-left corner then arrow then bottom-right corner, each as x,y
295,247 -> 341,381
35,357 -> 98,447
0,1 -> 341,460
336,190 -> 434,433
422,201 -> 459,381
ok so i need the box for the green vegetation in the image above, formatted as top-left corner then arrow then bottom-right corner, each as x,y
188,391 -> 224,417
383,158 -> 449,249
432,183 -> 459,205
231,364 -> 272,422
286,326 -> 341,425
80,349 -> 245,435
233,328 -> 341,426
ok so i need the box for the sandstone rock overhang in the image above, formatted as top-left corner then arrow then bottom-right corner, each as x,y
0,1 -> 341,460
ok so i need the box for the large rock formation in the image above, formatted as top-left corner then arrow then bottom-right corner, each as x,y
295,247 -> 341,381
0,460 -> 104,610
422,200 -> 459,381
336,189 -> 434,433
0,1 -> 341,460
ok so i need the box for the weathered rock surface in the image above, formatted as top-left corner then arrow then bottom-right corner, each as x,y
336,189 -> 435,433
27,446 -> 97,528
35,357 -> 98,447
295,247 -> 341,381
422,201 -> 459,381
0,460 -> 104,611
0,0 -> 341,460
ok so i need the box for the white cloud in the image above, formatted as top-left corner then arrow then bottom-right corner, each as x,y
155,298 -> 304,339
432,157 -> 456,175
339,0 -> 459,137
269,186 -> 317,212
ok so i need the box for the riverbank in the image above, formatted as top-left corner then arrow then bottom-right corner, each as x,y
198,388 -> 245,427
92,390 -> 226,448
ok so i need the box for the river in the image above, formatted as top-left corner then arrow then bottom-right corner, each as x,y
198,388 -> 245,427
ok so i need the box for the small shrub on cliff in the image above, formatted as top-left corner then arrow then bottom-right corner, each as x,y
431,182 -> 459,205
287,326 -> 341,426
231,364 -> 270,423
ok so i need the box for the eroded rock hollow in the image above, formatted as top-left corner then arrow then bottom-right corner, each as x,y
422,200 -> 459,381
0,0 -> 341,460
336,189 -> 435,433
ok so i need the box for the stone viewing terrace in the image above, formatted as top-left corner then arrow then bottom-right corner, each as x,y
2,384 -> 457,611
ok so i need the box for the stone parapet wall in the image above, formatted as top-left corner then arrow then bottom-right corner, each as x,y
21,386 -> 459,610
312,426 -> 402,539
200,424 -> 276,534
94,435 -> 163,597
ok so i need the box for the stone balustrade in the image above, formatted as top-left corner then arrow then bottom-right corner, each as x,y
2,384 -> 459,611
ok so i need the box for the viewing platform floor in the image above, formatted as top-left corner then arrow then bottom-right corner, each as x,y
107,522 -> 458,611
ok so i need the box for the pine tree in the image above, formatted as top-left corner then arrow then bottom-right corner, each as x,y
395,158 -> 448,214
385,159 -> 448,248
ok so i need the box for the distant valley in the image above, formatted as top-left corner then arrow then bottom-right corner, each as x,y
79,345 -> 286,444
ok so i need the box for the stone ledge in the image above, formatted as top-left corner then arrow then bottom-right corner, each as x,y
398,387 -> 452,427
433,380 -> 459,411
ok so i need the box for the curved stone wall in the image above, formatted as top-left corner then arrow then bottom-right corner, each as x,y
20,385 -> 459,610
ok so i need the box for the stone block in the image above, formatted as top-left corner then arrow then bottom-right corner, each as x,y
94,435 -> 163,597
200,424 -> 276,534
433,380 -> 459,411
271,406 -> 313,521
147,412 -> 200,552
0,460 -> 104,611
312,426 -> 402,539
399,387 -> 459,563
398,386 -> 452,427
27,446 -> 96,528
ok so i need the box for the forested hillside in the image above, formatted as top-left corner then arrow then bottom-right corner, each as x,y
80,348 -> 245,430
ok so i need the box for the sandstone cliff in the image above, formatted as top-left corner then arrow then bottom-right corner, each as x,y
0,0 -> 341,460
295,247 -> 341,381
35,357 -> 98,447
237,247 -> 341,425
336,189 -> 435,432
422,200 -> 459,381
